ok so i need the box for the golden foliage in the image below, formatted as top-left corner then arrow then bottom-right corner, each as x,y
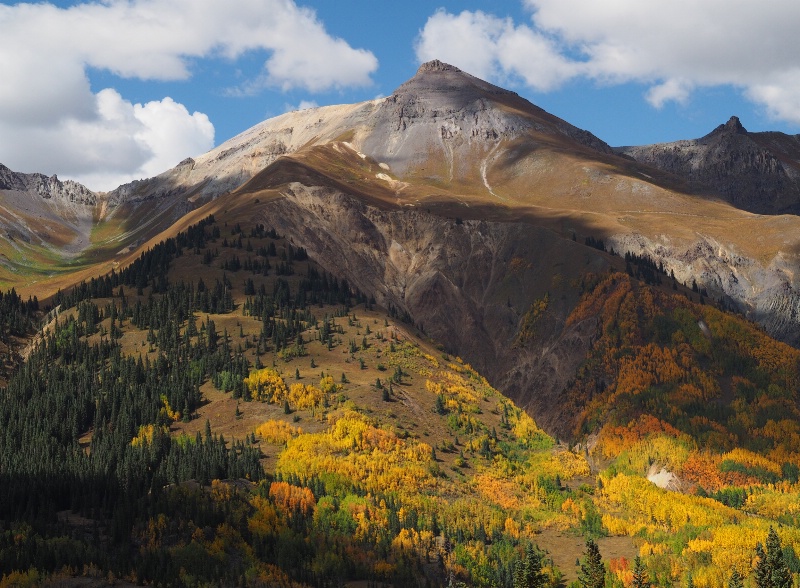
159,394 -> 180,423
473,473 -> 521,510
131,424 -> 168,447
210,479 -> 234,503
288,382 -> 323,410
269,481 -> 316,517
514,295 -> 548,348
318,375 -> 339,395
597,473 -> 736,535
391,528 -> 436,560
248,495 -> 282,539
511,409 -> 551,448
721,448 -> 782,476
276,411 -> 437,494
255,419 -> 302,445
597,414 -> 685,459
243,367 -> 288,403
0,569 -> 41,588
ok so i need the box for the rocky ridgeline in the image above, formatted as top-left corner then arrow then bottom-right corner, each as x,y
618,116 -> 800,214
0,163 -> 96,204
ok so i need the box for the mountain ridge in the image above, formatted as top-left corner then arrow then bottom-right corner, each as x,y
617,115 -> 800,214
5,60 -> 800,352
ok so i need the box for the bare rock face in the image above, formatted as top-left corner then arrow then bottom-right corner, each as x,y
606,231 -> 800,347
360,60 -> 611,178
617,117 -> 800,214
0,164 -> 96,205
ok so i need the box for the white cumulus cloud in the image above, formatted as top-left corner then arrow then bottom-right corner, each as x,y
417,1 -> 800,125
415,10 -> 579,92
0,0 -> 377,191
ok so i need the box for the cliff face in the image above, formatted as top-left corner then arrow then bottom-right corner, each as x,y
617,117 -> 800,214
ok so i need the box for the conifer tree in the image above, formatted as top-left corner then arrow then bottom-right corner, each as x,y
521,543 -> 546,588
755,528 -> 792,588
578,539 -> 605,588
632,556 -> 649,588
729,570 -> 743,588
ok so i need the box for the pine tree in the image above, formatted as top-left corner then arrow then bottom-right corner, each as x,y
521,543 -> 546,588
632,556 -> 648,588
513,560 -> 526,588
578,539 -> 605,588
728,570 -> 744,588
755,528 -> 793,588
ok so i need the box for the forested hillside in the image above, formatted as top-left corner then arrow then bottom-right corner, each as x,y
0,215 -> 798,587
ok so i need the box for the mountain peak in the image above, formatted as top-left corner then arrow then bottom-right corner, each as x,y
415,60 -> 462,75
396,59 -> 516,101
723,115 -> 747,134
707,115 -> 747,137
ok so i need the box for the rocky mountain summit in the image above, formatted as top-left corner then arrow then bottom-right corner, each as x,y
617,116 -> 800,214
103,60 -> 614,208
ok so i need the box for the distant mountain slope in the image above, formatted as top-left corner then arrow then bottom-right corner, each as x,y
0,162 -> 201,289
617,116 -> 800,214
0,165 -> 97,279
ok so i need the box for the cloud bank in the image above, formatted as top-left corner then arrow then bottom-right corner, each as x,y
0,0 -> 378,191
416,1 -> 800,125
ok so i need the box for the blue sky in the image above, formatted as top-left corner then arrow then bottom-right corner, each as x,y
2,0 -> 799,190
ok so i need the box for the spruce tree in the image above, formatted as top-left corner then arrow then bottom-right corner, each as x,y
728,570 -> 744,588
578,538 -> 605,588
522,543 -> 546,588
755,527 -> 793,588
632,556 -> 649,588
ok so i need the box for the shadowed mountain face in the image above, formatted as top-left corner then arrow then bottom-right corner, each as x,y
617,116 -> 800,214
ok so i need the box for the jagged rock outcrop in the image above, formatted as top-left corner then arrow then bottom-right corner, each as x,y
617,116 -> 800,214
0,164 -> 96,204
